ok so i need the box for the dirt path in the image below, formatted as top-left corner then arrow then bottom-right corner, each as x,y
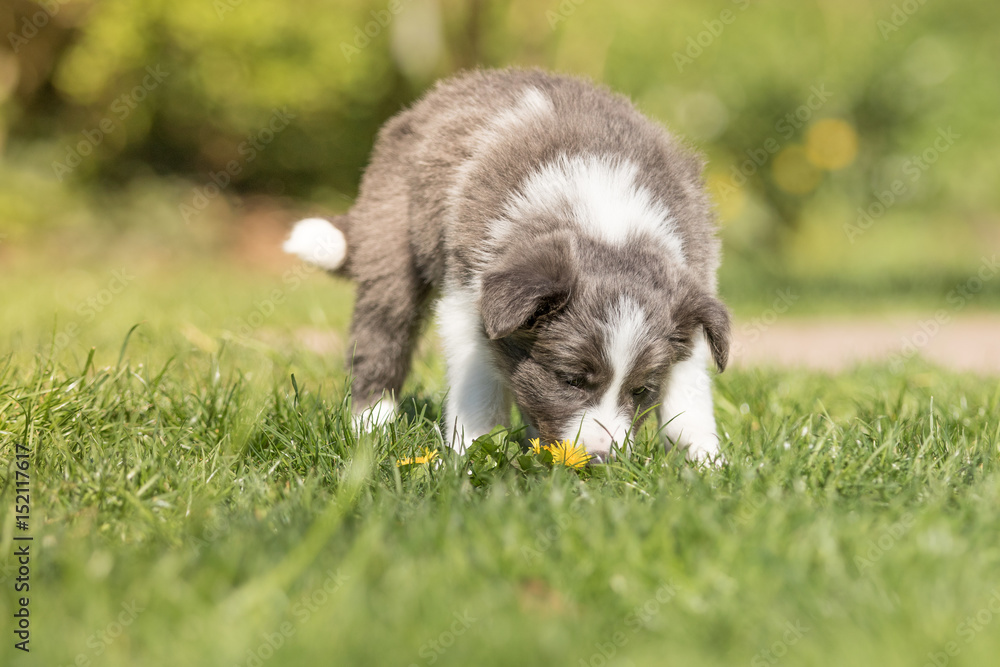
730,314 -> 1000,374
282,315 -> 1000,376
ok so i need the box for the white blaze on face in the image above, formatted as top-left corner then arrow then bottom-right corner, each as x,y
562,296 -> 650,459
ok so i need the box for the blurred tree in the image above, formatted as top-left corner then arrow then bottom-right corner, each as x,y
0,0 -> 996,255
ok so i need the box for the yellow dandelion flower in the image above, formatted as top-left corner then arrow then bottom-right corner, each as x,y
546,439 -> 593,469
529,438 -> 592,469
395,448 -> 439,467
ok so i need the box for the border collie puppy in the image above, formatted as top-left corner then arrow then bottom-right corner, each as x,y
284,68 -> 730,463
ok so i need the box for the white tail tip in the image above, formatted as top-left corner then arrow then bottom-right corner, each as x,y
283,218 -> 347,271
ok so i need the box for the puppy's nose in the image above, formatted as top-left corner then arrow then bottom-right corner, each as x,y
587,449 -> 611,464
583,433 -> 614,463
587,432 -> 613,451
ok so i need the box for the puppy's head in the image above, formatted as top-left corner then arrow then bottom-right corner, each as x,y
480,232 -> 729,462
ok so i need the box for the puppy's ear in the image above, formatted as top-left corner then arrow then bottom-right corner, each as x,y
698,296 -> 731,372
480,233 -> 576,340
673,285 -> 731,372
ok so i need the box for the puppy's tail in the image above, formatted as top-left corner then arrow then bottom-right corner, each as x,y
282,216 -> 349,274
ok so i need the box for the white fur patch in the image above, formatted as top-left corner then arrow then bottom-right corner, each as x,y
492,154 -> 686,263
488,87 -> 554,135
354,397 -> 397,432
562,296 -> 650,458
660,332 -> 723,465
436,285 -> 509,453
449,87 -> 555,238
283,218 -> 347,271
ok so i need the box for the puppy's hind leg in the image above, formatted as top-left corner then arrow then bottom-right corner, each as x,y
437,288 -> 510,453
347,263 -> 432,431
660,332 -> 725,465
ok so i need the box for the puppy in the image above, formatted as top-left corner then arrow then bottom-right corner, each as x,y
284,68 -> 730,463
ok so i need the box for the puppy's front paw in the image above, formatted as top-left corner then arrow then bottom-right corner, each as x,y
678,432 -> 727,467
353,399 -> 397,433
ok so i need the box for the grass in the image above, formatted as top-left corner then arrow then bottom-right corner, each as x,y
2,258 -> 1000,667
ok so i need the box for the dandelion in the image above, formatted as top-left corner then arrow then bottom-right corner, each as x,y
529,438 -> 592,469
396,447 -> 439,467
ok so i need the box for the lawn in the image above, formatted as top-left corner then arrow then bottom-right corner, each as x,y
2,258 -> 1000,667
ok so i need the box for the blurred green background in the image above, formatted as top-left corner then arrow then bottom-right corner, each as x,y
1,0 -> 998,310
2,6 -> 1000,666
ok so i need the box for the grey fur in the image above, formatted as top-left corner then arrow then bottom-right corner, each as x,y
319,68 -> 729,446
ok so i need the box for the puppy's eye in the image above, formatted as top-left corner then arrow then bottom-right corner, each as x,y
631,386 -> 650,398
565,376 -> 586,388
